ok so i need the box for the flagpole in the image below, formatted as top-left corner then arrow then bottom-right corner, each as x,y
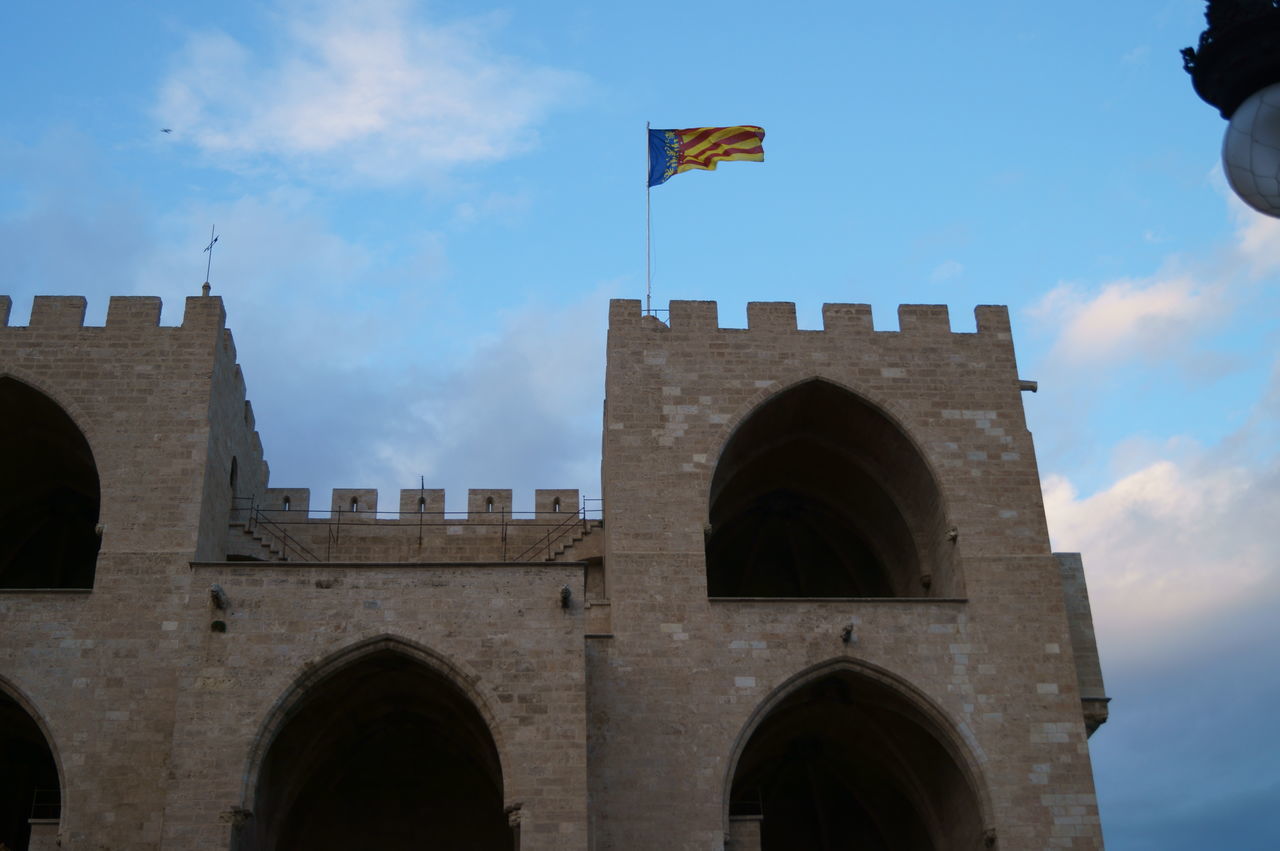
645,121 -> 652,316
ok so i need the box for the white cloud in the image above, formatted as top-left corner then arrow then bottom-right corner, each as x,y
155,0 -> 585,183
135,187 -> 380,318
1042,370 -> 1280,667
929,259 -> 963,283
1203,163 -> 1280,278
368,288 -> 613,511
1030,274 -> 1214,364
1232,201 -> 1280,277
1028,185 -> 1280,370
453,190 -> 533,226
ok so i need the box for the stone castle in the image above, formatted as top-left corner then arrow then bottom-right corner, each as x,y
0,292 -> 1108,850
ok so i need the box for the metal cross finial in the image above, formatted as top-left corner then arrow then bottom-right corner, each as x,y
203,225 -> 220,290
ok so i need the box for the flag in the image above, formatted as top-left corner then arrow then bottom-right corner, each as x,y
648,126 -> 765,187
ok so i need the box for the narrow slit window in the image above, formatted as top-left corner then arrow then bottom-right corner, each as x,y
351,498 -> 359,512
485,497 -> 494,513
418,496 -> 426,513
552,498 -> 561,513
282,496 -> 291,511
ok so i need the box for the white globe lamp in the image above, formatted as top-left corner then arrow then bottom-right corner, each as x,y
1184,1 -> 1280,218
1223,82 -> 1280,216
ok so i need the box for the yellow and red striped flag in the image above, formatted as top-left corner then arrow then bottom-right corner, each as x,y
648,126 -> 765,187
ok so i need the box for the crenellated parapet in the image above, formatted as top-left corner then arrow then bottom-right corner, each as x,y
603,296 -> 1047,585
536,489 -> 580,518
1,294 -> 267,561
468,489 -> 512,519
254,488 -> 584,522
0,294 -> 229,334
331,488 -> 378,517
399,488 -> 444,515
242,488 -> 594,563
264,488 -> 310,515
608,298 -> 1011,338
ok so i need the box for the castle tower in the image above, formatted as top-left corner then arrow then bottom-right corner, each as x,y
0,292 -> 1106,850
590,299 -> 1107,849
0,295 -> 592,850
0,294 -> 269,850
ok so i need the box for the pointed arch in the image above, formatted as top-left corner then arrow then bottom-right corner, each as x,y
0,376 -> 101,589
705,375 -> 938,484
0,675 -> 64,849
0,370 -> 98,452
705,377 -> 958,598
722,658 -> 992,850
238,634 -> 511,851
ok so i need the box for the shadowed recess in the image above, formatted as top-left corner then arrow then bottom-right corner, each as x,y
0,691 -> 60,851
242,649 -> 508,851
706,380 -> 954,598
0,377 -> 100,589
729,671 -> 984,850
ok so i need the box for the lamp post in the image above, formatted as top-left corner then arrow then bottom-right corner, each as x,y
1183,0 -> 1280,217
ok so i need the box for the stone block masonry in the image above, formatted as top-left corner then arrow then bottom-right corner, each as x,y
0,293 -> 1106,850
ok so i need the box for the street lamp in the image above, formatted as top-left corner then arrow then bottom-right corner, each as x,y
1183,1 -> 1280,217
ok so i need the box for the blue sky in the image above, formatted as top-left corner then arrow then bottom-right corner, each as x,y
3,1 -> 1278,845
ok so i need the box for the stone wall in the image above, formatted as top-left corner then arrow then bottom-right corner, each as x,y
0,292 -> 1106,850
590,299 -> 1104,849
161,562 -> 588,850
240,489 -> 594,563
0,295 -> 233,848
0,295 -> 593,849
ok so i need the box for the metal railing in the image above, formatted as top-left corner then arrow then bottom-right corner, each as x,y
510,506 -> 601,562
229,497 -> 603,563
231,497 -> 323,562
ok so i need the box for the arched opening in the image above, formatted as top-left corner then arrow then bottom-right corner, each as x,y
282,496 -> 291,512
706,380 -> 952,598
0,378 -> 100,589
417,497 -> 426,513
349,497 -> 358,513
244,648 -> 508,850
0,689 -> 60,851
552,498 -> 561,513
485,497 -> 494,513
727,667 -> 986,850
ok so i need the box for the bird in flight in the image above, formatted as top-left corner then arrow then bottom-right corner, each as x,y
161,128 -> 172,134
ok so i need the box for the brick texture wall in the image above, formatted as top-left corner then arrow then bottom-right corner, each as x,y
0,294 -> 1105,850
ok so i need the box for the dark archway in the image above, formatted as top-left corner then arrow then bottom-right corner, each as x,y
244,648 -> 509,851
0,377 -> 100,589
706,380 -> 953,597
0,689 -> 60,851
728,668 -> 986,850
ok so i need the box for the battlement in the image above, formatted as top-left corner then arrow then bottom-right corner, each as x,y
242,488 -> 596,563
0,294 -> 227,334
257,488 -> 588,521
607,299 -> 1011,338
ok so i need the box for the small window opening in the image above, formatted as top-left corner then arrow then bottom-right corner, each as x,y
350,498 -> 359,512
230,457 -> 239,491
552,498 -> 561,513
282,496 -> 291,511
418,496 -> 426,513
485,497 -> 494,513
